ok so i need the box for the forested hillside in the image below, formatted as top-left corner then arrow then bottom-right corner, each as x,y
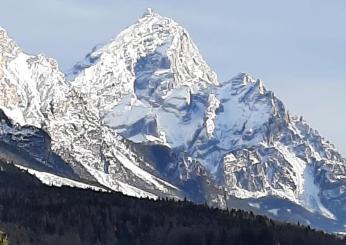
0,160 -> 344,245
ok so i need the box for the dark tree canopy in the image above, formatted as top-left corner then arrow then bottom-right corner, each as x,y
0,160 -> 345,245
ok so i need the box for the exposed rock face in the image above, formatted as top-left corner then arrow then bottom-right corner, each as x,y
0,9 -> 345,232
0,24 -> 182,201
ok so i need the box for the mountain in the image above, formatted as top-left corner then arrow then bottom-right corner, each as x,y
0,9 -> 345,233
0,24 -> 182,200
0,160 -> 345,245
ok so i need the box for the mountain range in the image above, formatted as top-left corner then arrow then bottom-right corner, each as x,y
0,8 -> 345,233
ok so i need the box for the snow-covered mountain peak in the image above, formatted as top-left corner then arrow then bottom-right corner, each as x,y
68,10 -> 218,117
70,9 -> 218,86
0,26 -> 14,46
142,7 -> 155,18
0,27 -> 21,78
231,72 -> 256,84
0,27 -> 20,54
1,13 -> 346,233
0,27 -> 68,128
226,73 -> 264,93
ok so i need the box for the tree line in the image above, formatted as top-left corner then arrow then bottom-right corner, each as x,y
0,160 -> 345,245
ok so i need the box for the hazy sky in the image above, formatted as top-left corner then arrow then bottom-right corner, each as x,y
1,0 -> 345,155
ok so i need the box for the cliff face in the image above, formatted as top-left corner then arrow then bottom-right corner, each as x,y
0,9 -> 345,233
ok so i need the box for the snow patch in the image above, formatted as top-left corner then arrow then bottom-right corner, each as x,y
16,165 -> 107,192
82,164 -> 158,199
268,208 -> 280,216
249,202 -> 260,209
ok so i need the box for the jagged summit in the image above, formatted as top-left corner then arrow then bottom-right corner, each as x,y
67,9 -> 218,115
1,10 -> 346,233
0,27 -> 20,52
0,21 -> 182,201
68,9 -> 218,89
55,12 -> 346,228
0,27 -> 21,72
0,26 -> 10,41
0,27 -> 67,127
142,7 -> 155,17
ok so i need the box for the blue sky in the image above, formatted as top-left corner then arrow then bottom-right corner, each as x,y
1,0 -> 345,155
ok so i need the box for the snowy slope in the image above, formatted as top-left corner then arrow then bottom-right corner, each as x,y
1,9 -> 346,232
68,9 -> 218,149
66,9 -> 346,230
0,24 -> 183,201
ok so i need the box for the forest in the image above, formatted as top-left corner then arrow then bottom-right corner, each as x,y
0,160 -> 345,245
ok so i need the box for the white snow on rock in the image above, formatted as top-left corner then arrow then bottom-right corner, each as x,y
268,209 -> 280,216
0,8 -> 345,231
16,165 -> 107,192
